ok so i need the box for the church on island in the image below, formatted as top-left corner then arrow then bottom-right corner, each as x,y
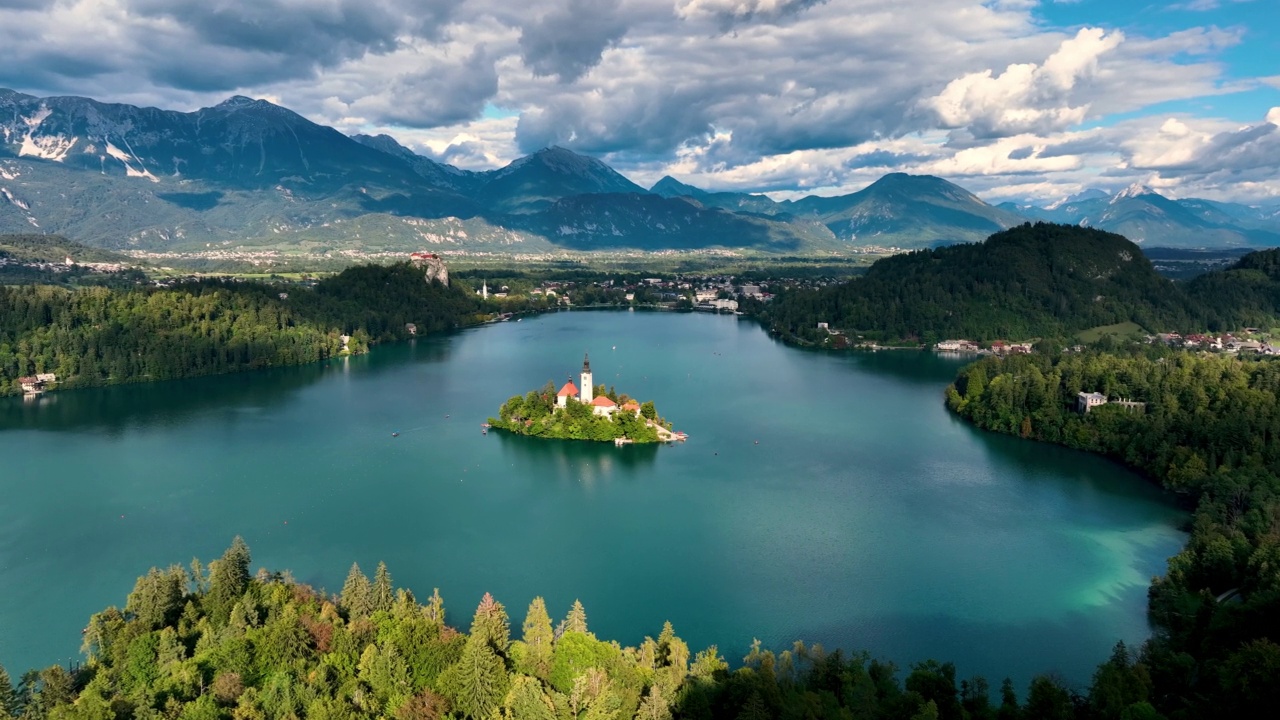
556,354 -> 642,417
487,353 -> 682,444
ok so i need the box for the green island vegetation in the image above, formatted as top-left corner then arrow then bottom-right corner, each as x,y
752,223 -> 1280,347
0,539 -> 1168,720
489,382 -> 667,444
0,263 -> 483,396
948,348 -> 1280,718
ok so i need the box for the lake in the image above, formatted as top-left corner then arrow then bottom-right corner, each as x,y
0,309 -> 1185,690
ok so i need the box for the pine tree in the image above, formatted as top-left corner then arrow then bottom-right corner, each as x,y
126,566 -> 187,630
205,537 -> 251,626
564,599 -> 588,635
996,678 -> 1019,720
372,562 -> 395,614
470,593 -> 510,656
520,597 -> 554,681
341,563 -> 373,620
0,665 -> 16,720
449,635 -> 508,719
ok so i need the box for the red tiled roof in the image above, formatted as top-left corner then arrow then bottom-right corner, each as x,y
591,396 -> 617,407
557,381 -> 579,397
622,401 -> 640,410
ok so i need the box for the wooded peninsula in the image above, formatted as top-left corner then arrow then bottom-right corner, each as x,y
0,263 -> 483,396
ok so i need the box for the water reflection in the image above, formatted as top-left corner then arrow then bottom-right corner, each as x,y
0,338 -> 462,435
0,364 -> 331,434
491,429 -> 660,486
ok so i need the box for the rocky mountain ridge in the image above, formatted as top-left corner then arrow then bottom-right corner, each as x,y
3,88 -> 1277,254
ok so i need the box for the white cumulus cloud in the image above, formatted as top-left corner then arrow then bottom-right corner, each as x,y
927,27 -> 1123,138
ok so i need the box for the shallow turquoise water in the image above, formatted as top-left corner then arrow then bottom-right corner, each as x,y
0,310 -> 1185,689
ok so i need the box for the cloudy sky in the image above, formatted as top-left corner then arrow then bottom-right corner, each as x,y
2,0 -> 1278,203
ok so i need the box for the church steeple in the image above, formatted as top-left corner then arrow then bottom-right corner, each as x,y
580,352 -> 593,403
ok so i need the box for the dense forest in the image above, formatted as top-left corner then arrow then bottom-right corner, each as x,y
755,224 -> 1280,345
0,264 -> 484,395
491,383 -> 664,443
948,349 -> 1280,718
0,539 -> 1162,720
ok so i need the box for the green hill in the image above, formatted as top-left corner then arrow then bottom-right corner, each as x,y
1184,247 -> 1280,330
760,223 -> 1198,342
0,233 -> 131,264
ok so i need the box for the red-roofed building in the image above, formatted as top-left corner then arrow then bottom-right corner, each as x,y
591,395 -> 617,416
621,400 -> 640,416
556,380 -> 580,408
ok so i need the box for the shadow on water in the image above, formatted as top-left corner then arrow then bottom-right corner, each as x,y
0,337 -> 458,435
753,329 -> 973,386
0,364 -> 329,434
787,605 -> 1153,693
490,428 -> 661,478
956,415 -> 1183,510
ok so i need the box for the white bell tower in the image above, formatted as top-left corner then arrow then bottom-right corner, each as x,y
580,353 -> 593,403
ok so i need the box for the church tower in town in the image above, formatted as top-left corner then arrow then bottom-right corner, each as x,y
580,353 -> 593,403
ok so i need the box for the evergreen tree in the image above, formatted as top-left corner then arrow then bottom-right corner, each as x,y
519,597 -> 554,681
0,665 -> 15,720
1024,675 -> 1074,720
1089,641 -> 1150,720
469,592 -> 511,656
372,561 -> 395,614
565,599 -> 589,635
340,563 -> 373,620
125,566 -> 186,630
996,678 -> 1019,720
447,635 -> 509,719
205,537 -> 251,626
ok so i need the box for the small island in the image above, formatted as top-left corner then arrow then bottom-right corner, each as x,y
488,354 -> 683,444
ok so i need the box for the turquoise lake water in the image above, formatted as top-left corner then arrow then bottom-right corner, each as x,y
0,310 -> 1185,689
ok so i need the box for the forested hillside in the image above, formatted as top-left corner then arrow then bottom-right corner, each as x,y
758,223 -> 1197,344
0,539 -> 1165,720
0,264 -> 481,395
0,235 -> 129,264
1183,248 -> 1280,331
948,350 -> 1280,718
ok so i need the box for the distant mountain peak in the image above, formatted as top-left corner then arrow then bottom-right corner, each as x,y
1113,183 -> 1157,203
214,96 -> 284,113
651,175 -> 708,198
1046,188 -> 1109,210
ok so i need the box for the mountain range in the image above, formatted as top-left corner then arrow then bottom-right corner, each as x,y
2,88 -> 1278,255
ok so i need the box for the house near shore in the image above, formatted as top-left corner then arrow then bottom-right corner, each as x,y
18,377 -> 43,394
1077,392 -> 1107,413
1078,392 -> 1146,413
